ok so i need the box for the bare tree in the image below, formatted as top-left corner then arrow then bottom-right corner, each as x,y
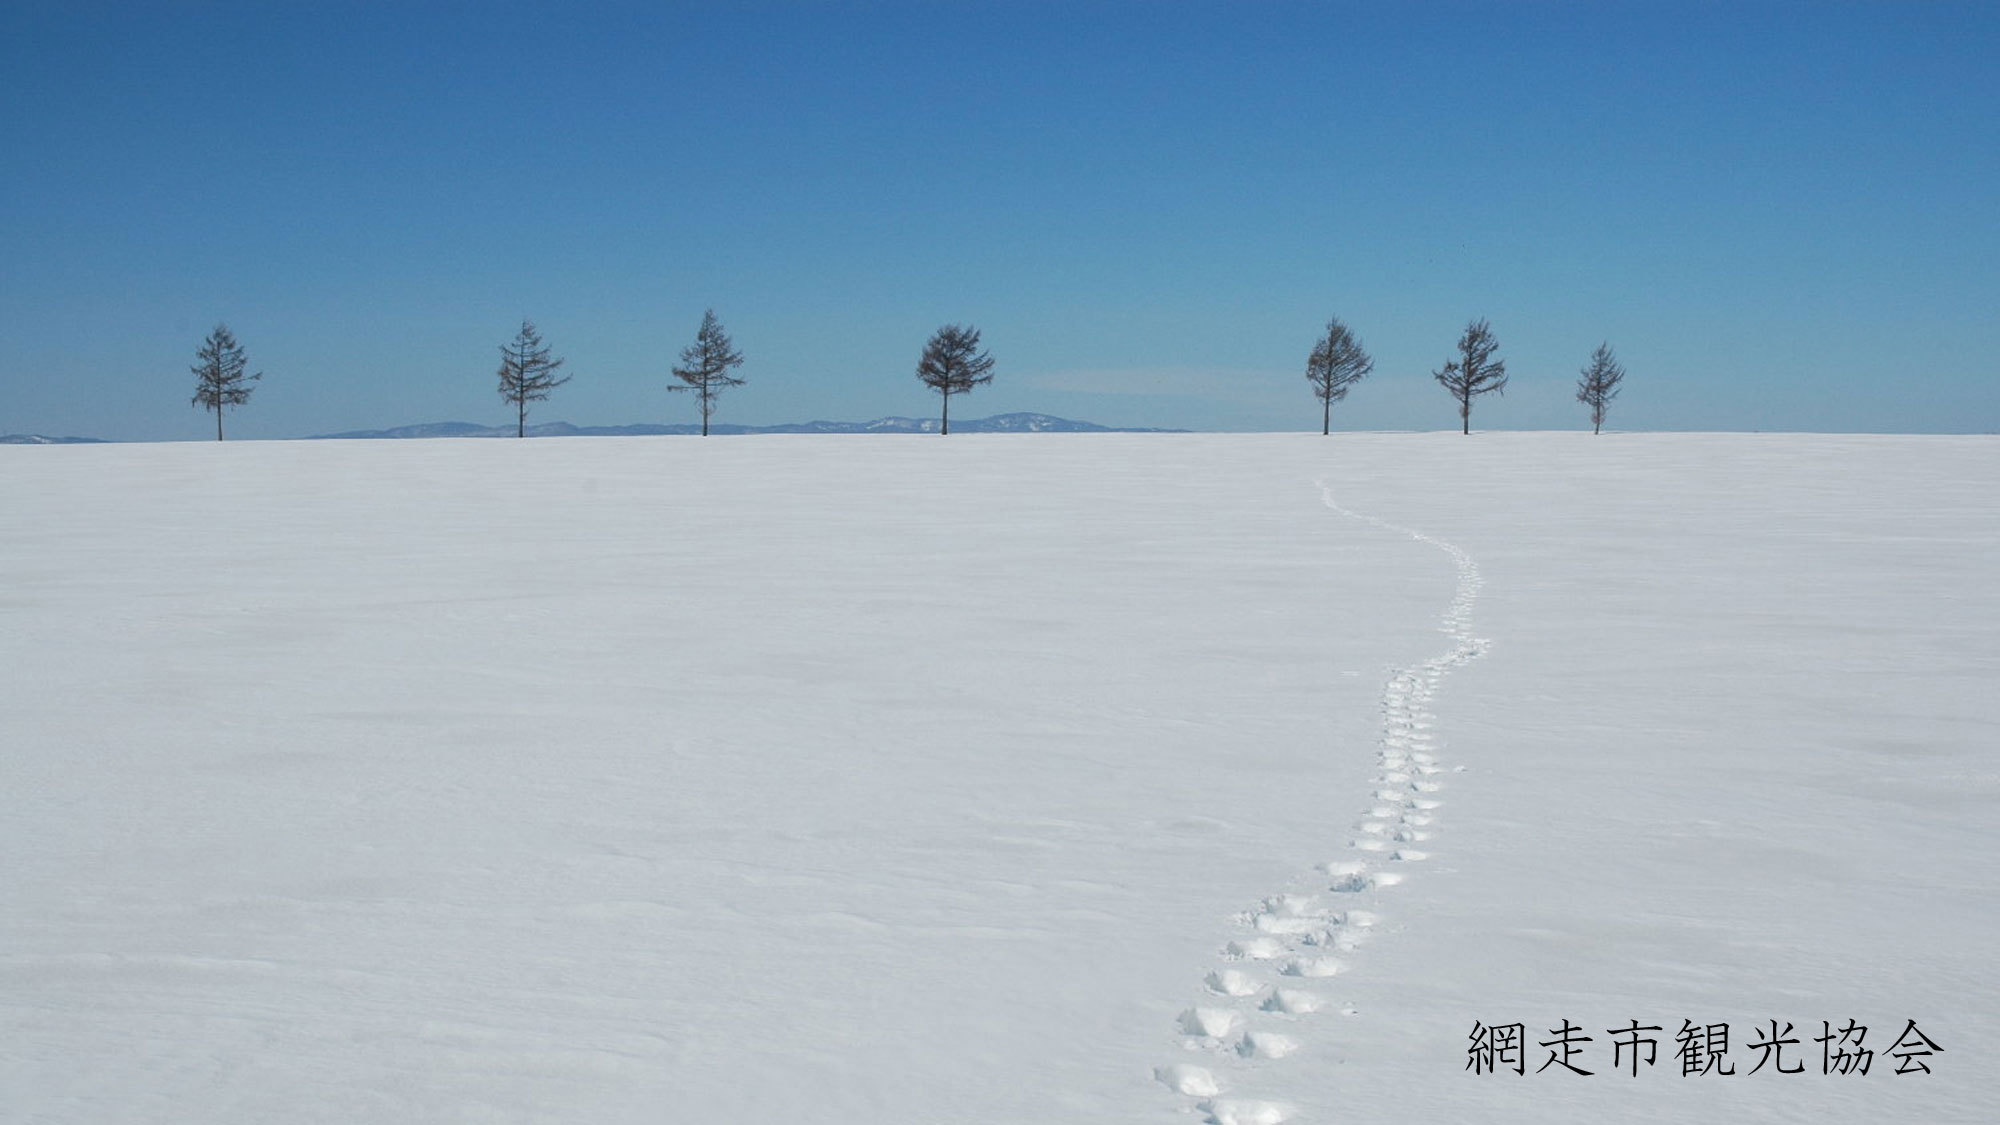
189,324 -> 261,441
668,309 -> 746,436
1576,342 -> 1625,435
1305,316 -> 1373,435
496,320 -> 570,438
1433,318 -> 1507,434
916,324 -> 995,435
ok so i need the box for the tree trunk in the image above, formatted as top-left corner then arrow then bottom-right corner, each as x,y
941,389 -> 950,436
1322,396 -> 1330,436
1462,396 -> 1470,435
517,398 -> 525,438
215,407 -> 223,442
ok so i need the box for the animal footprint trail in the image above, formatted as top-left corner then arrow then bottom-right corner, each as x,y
1155,483 -> 1488,1124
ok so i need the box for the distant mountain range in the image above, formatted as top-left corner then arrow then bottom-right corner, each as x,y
306,413 -> 1185,439
3,413 -> 1184,445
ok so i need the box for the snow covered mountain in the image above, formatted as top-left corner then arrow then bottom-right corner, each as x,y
0,433 -> 107,444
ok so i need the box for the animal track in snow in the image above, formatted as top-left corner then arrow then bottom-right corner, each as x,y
1237,1030 -> 1302,1059
1226,936 -> 1287,960
1158,481 -> 1488,1123
1279,956 -> 1343,978
1181,1007 -> 1244,1039
1199,1098 -> 1293,1125
1261,988 -> 1326,1015
1207,968 -> 1263,997
1155,1063 -> 1222,1096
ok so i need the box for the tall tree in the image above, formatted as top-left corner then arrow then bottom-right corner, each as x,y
1305,316 -> 1374,435
189,324 -> 261,441
1575,342 -> 1626,435
915,324 -> 995,435
668,309 -> 746,437
1433,318 -> 1507,434
495,319 -> 570,438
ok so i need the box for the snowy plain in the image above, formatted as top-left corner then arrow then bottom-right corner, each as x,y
2,432 -> 1994,1124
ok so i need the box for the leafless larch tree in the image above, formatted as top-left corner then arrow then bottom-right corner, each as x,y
1433,318 -> 1507,434
1576,342 -> 1626,434
496,320 -> 570,438
1305,316 -> 1373,435
668,309 -> 746,437
916,324 -> 995,435
189,324 -> 262,441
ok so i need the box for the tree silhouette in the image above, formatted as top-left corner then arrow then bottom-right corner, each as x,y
1433,318 -> 1507,434
668,309 -> 746,436
189,324 -> 261,441
495,320 -> 570,438
916,324 -> 995,435
1305,316 -> 1373,435
1576,342 -> 1626,434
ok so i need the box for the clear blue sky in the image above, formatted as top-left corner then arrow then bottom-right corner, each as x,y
3,1 -> 1995,439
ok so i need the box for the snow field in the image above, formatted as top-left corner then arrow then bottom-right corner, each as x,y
1161,481 -> 1489,1124
2,432 -> 1995,1124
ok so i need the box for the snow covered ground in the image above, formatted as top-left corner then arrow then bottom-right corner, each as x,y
2,433 -> 1993,1124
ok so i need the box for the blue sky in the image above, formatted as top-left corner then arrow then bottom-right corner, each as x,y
2,1 -> 1995,439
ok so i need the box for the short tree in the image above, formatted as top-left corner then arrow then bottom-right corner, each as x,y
1575,342 -> 1625,434
668,309 -> 746,436
496,320 -> 570,438
189,324 -> 261,441
916,324 -> 995,435
1305,316 -> 1373,435
1433,318 -> 1507,434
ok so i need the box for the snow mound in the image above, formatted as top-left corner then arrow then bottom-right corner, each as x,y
1261,988 -> 1324,1014
1226,936 -> 1286,959
1154,1063 -> 1221,1096
1235,1030 -> 1301,1059
1279,956 -> 1343,978
1205,969 -> 1261,997
1179,1007 -> 1241,1039
1201,1098 -> 1292,1125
